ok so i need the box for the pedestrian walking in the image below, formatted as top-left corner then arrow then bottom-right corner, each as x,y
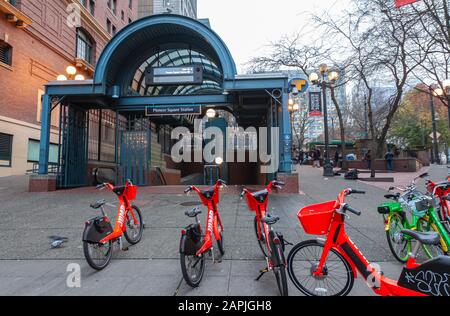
312,149 -> 321,168
385,149 -> 394,172
364,150 -> 372,170
334,150 -> 340,168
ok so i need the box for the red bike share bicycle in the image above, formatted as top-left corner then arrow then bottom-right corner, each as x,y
180,179 -> 226,287
240,180 -> 289,296
287,188 -> 450,296
82,180 -> 144,270
426,176 -> 450,234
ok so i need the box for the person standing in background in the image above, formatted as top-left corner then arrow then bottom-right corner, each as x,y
385,149 -> 394,172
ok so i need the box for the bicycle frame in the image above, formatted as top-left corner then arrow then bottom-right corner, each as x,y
423,210 -> 450,253
427,180 -> 450,221
242,182 -> 277,255
188,181 -> 224,257
314,190 -> 427,296
99,183 -> 139,244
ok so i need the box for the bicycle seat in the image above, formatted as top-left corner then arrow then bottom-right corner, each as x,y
185,207 -> 202,218
262,214 -> 280,225
201,188 -> 215,200
401,230 -> 441,245
252,189 -> 269,203
90,199 -> 106,209
384,193 -> 400,200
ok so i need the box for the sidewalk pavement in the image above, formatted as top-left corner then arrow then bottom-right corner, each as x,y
0,165 -> 447,296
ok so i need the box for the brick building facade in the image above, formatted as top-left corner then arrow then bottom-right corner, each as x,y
0,0 -> 137,176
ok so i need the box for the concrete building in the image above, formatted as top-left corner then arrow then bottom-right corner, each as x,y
0,0 -> 137,176
138,0 -> 197,18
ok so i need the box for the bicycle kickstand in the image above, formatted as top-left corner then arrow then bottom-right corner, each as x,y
255,268 -> 269,281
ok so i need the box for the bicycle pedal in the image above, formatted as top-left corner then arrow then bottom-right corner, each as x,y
122,247 -> 129,251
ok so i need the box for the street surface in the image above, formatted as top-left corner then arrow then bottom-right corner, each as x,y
0,164 -> 447,296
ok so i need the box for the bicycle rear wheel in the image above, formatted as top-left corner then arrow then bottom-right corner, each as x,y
386,213 -> 410,263
287,240 -> 354,296
180,235 -> 205,288
416,218 -> 445,259
83,241 -> 113,271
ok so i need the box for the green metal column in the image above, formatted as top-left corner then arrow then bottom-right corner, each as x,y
38,94 -> 51,174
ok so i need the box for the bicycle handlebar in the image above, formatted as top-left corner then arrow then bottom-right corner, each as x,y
349,189 -> 366,195
343,204 -> 362,216
184,186 -> 193,194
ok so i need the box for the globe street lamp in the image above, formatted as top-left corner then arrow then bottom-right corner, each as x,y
57,65 -> 85,81
309,64 -> 338,177
434,79 -> 450,129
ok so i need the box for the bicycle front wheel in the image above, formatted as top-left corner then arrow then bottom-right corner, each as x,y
287,240 -> 354,296
216,215 -> 225,256
254,217 -> 268,258
272,242 -> 288,296
124,205 -> 144,245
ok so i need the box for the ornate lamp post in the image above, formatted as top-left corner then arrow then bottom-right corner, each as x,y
434,80 -> 450,163
309,64 -> 339,177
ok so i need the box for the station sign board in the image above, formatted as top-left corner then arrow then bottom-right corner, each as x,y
145,105 -> 202,116
145,64 -> 203,86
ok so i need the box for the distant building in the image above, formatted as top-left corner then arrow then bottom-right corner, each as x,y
138,0 -> 197,18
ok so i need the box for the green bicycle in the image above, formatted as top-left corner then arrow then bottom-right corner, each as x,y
378,173 -> 449,263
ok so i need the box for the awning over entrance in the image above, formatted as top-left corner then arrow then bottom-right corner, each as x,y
37,14 -> 294,188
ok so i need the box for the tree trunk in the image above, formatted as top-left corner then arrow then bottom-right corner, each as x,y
330,87 -> 348,171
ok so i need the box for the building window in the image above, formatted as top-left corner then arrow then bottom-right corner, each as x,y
0,41 -> 13,66
27,139 -> 59,164
107,19 -> 112,34
76,28 -> 94,64
0,133 -> 13,167
129,0 -> 133,9
121,10 -> 125,20
112,25 -> 117,36
107,0 -> 117,14
80,0 -> 95,14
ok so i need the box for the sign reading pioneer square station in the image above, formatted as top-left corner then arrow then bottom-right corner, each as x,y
145,105 -> 202,116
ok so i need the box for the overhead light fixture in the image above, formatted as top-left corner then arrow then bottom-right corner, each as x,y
66,66 -> 77,76
206,109 -> 216,119
215,157 -> 224,165
57,75 -> 68,81
74,74 -> 85,81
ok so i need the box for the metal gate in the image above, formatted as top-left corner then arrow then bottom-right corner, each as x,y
119,116 -> 151,186
58,104 -> 88,188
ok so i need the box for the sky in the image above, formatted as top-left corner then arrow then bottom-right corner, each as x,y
198,0 -> 350,73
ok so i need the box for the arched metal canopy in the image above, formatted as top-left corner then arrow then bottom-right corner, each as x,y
94,14 -> 238,93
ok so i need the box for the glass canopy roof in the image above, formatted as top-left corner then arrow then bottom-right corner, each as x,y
129,48 -> 223,96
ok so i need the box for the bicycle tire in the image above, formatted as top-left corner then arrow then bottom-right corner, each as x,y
287,240 -> 354,296
83,240 -> 113,271
254,217 -> 268,258
386,213 -> 410,263
180,235 -> 205,288
416,217 -> 445,259
438,201 -> 450,234
124,205 -> 144,245
272,242 -> 288,296
216,216 -> 225,256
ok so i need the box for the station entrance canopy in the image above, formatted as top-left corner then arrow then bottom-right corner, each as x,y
37,14 -> 294,188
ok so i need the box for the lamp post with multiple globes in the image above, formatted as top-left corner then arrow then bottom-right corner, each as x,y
309,64 -> 339,177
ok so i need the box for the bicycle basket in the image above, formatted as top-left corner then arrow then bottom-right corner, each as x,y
298,201 -> 337,235
125,185 -> 137,201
